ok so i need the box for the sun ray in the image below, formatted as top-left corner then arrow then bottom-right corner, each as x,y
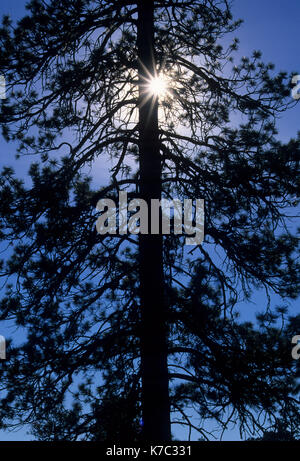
148,75 -> 168,97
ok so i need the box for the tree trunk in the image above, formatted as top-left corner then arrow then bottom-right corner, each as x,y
137,0 -> 171,441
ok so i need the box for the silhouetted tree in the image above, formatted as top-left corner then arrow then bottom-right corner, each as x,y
248,419 -> 299,440
0,0 -> 299,440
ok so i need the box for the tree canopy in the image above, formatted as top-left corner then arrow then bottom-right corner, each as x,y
0,0 -> 299,440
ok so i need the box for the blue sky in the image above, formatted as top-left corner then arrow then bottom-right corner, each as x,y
0,0 -> 299,441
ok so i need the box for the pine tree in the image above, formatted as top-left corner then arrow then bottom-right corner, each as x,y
0,0 -> 299,440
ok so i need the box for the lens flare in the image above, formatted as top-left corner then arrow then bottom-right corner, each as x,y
148,75 -> 168,97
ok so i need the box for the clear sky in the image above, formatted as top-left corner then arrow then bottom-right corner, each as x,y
0,0 -> 299,441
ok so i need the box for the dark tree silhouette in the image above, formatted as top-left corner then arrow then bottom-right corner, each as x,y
0,0 -> 299,441
248,418 -> 299,440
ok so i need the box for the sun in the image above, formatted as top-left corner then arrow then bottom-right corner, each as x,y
148,75 -> 168,98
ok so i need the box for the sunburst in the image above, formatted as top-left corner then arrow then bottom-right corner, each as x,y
148,75 -> 169,98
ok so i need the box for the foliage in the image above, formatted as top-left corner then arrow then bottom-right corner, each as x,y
0,0 -> 299,440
